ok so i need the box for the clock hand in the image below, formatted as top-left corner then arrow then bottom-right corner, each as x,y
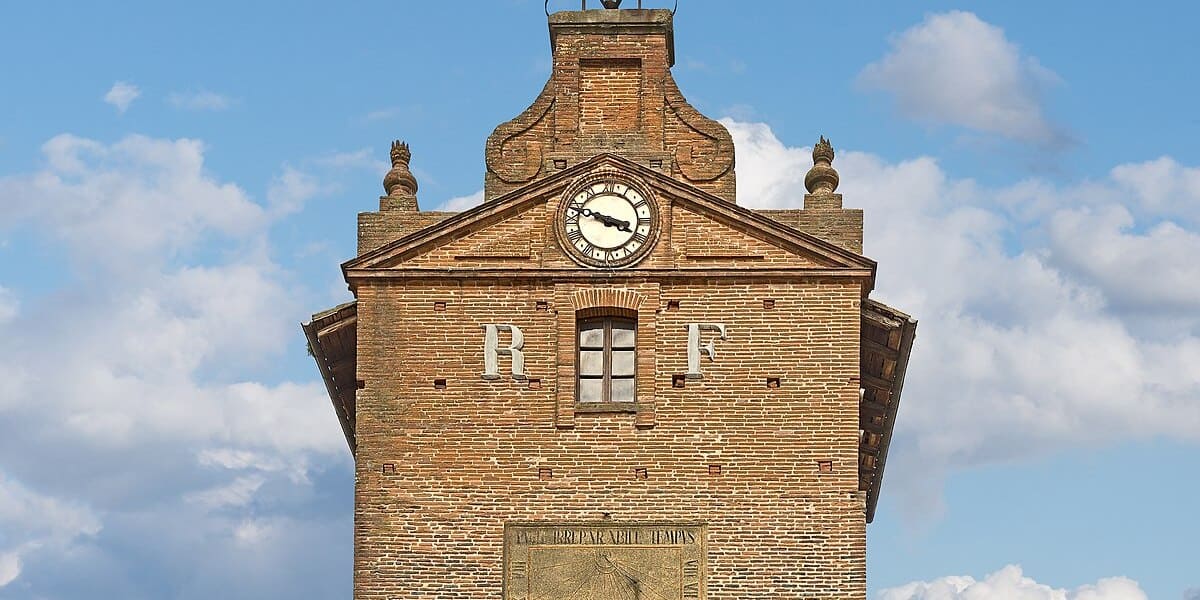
596,214 -> 633,233
568,206 -> 633,232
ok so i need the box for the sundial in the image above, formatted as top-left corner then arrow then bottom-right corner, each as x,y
505,524 -> 706,600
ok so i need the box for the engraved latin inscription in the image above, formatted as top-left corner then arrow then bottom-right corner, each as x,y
505,524 -> 706,600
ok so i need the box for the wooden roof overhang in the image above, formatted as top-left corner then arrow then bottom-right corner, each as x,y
303,294 -> 916,524
302,301 -> 358,455
859,298 -> 917,523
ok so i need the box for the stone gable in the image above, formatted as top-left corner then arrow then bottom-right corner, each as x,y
347,154 -> 873,279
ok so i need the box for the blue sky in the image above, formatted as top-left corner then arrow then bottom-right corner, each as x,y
1,1 -> 1198,598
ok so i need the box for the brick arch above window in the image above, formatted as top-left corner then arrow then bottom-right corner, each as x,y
569,288 -> 647,312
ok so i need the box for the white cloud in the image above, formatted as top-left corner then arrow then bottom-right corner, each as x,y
1047,205 -> 1200,315
103,81 -> 141,114
168,90 -> 233,111
2,134 -> 266,272
233,518 -> 276,545
1110,156 -> 1200,222
2,257 -> 342,456
439,189 -> 484,212
0,286 -> 17,323
0,132 -> 350,596
722,120 -> 829,209
879,565 -> 1147,600
267,166 -> 323,216
0,134 -> 343,455
198,448 -> 288,472
185,476 -> 266,510
0,474 -> 103,543
0,473 -> 102,588
858,11 -> 1065,146
727,120 -> 1200,516
0,552 -> 18,588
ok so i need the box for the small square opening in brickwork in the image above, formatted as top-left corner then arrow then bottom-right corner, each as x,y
762,299 -> 776,310
382,464 -> 396,475
634,468 -> 649,480
650,159 -> 663,169
434,379 -> 448,390
538,467 -> 553,480
666,300 -> 681,311
818,461 -> 834,474
535,300 -> 549,311
672,374 -> 686,388
433,301 -> 447,312
355,379 -> 366,390
527,378 -> 542,390
554,159 -> 568,170
708,464 -> 722,476
767,377 -> 781,389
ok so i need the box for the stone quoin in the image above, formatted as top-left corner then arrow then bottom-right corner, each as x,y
303,4 -> 918,598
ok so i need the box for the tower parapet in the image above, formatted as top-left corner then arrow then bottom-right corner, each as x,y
484,7 -> 736,203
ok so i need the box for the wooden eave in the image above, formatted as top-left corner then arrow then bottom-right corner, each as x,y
859,298 -> 918,523
302,301 -> 358,454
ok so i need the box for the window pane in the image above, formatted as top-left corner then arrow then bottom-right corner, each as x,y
611,350 -> 635,377
579,351 -> 604,376
578,378 -> 604,403
611,378 -> 636,403
611,323 -> 636,348
579,323 -> 605,348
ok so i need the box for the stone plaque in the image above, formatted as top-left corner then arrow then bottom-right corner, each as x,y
505,523 -> 706,600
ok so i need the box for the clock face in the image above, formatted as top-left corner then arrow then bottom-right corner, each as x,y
559,175 -> 658,268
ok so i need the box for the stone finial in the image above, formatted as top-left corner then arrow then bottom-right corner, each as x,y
601,0 -> 623,8
804,136 -> 840,194
383,140 -> 418,198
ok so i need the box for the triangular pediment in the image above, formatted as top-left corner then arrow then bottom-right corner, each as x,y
343,154 -> 876,279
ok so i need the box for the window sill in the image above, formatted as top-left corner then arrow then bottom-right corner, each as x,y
574,402 -> 639,414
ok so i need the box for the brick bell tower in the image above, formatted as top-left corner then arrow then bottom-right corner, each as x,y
304,3 -> 917,599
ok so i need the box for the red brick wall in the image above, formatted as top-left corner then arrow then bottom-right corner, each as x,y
485,10 -> 737,204
579,58 -> 643,134
352,279 -> 867,599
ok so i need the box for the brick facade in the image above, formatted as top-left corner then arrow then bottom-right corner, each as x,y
304,7 -> 917,599
352,279 -> 866,599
